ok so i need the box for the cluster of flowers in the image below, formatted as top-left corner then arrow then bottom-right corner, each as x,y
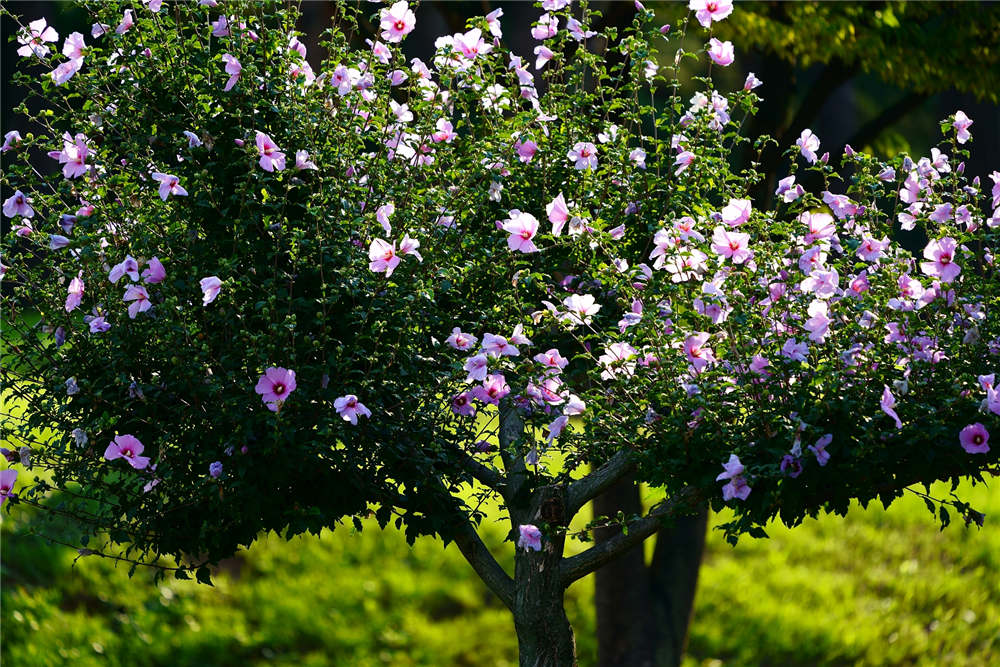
445,325 -> 583,463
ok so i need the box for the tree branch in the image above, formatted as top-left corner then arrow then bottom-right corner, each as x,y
444,441 -> 505,492
497,405 -> 529,510
776,60 -> 854,149
565,449 -> 636,516
560,486 -> 703,587
452,519 -> 515,611
845,91 -> 928,155
420,473 -> 515,611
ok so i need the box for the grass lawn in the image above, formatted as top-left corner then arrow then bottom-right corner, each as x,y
3,469 -> 999,666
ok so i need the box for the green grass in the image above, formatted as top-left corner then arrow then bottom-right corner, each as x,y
687,480 -> 1000,666
4,475 -> 1000,666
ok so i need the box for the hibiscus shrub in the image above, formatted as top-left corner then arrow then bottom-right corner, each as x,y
1,0 -> 998,663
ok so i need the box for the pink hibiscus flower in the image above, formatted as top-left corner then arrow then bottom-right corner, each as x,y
721,198 -> 751,227
546,193 -> 570,236
255,131 -> 286,172
710,227 -> 751,264
463,354 -> 489,383
534,348 -> 569,374
796,129 -> 820,164
104,434 -> 151,470
959,423 -> 989,454
707,38 -> 734,67
200,276 -> 222,305
0,468 -> 17,505
446,327 -> 478,351
808,434 -> 832,466
516,139 -> 538,162
368,238 -> 401,276
142,257 -> 166,284
920,237 -> 961,283
379,1 -> 416,43
450,391 -> 476,417
481,333 -> 519,358
65,275 -> 84,312
567,142 -> 598,170
684,332 -> 715,371
17,18 -> 59,58
123,284 -> 152,319
151,172 -> 188,201
716,454 -> 751,501
109,256 -> 140,283
221,53 -> 241,91
3,190 -> 34,219
335,394 -> 372,425
952,110 -> 973,144
689,0 -> 733,28
880,386 -> 902,429
518,524 -> 542,551
804,300 -> 832,343
502,211 -> 540,253
255,367 -> 297,411
472,374 -> 510,405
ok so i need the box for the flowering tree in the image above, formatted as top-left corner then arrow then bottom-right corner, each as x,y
2,1 -> 999,664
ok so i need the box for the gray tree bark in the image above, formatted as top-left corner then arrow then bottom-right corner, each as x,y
593,477 -> 708,667
513,485 -> 577,667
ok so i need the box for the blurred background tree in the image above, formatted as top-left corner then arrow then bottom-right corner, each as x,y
2,2 -> 998,666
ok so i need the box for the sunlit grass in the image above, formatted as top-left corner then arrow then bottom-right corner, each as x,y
4,467 -> 1000,666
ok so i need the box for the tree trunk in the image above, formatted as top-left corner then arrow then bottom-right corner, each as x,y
594,476 -> 709,667
513,486 -> 577,667
594,476 -> 656,667
648,506 -> 709,667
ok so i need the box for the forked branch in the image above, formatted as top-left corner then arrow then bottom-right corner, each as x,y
452,518 -> 515,610
565,449 -> 636,516
560,486 -> 703,587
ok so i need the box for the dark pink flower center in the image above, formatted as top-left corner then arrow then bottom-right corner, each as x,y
973,434 -> 984,445
939,253 -> 951,265
394,19 -> 406,31
706,1 -> 719,11
273,382 -> 285,395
